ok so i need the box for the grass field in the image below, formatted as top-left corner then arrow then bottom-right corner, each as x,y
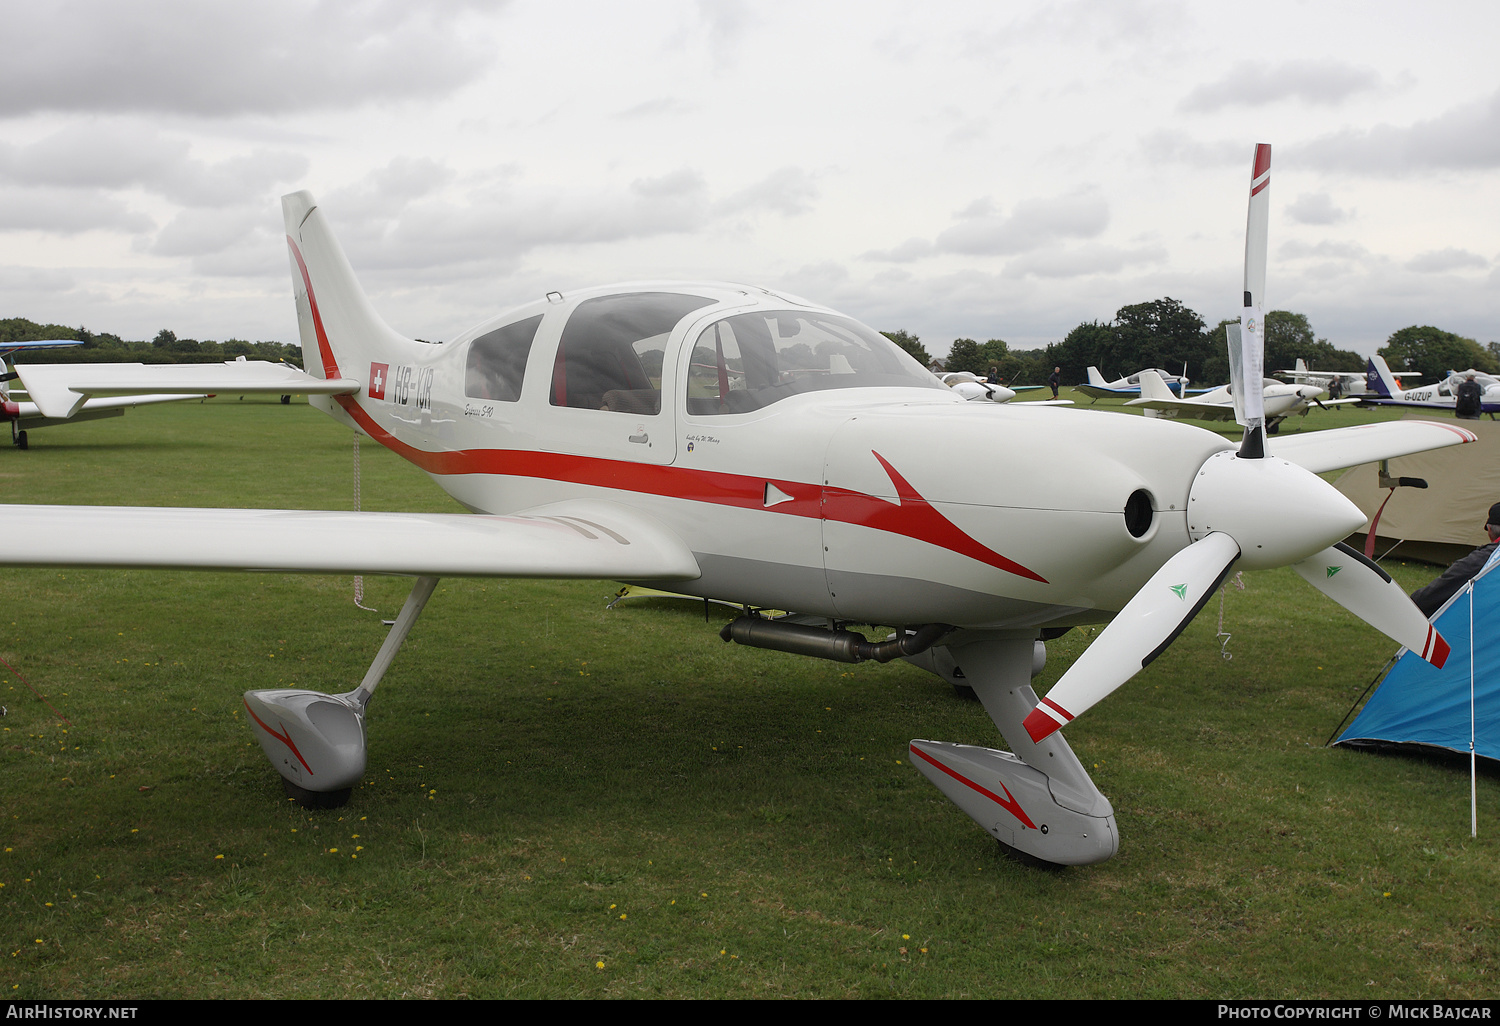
1,397 -> 1496,999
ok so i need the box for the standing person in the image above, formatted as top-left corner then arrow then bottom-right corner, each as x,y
1411,503 -> 1500,616
1048,366 -> 1061,399
1455,373 -> 1483,420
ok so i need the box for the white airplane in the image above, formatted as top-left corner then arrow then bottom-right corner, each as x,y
1124,368 -> 1355,430
1073,366 -> 1195,401
940,370 -> 1016,402
1361,354 -> 1500,416
940,371 -> 1071,406
1276,358 -> 1373,395
1,339 -> 211,448
0,145 -> 1475,867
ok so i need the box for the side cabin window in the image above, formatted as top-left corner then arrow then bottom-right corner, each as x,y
550,293 -> 714,415
686,311 -> 944,415
465,314 -> 544,401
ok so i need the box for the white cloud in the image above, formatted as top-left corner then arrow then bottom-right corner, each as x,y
1285,192 -> 1352,226
149,208 -> 268,258
715,167 -> 819,217
0,124 -> 308,208
1180,59 -> 1379,112
1279,239 -> 1370,261
935,190 -> 1109,256
0,1 -> 506,117
1297,88 -> 1500,174
0,186 -> 153,234
1406,247 -> 1488,273
1003,243 -> 1166,279
861,237 -> 935,263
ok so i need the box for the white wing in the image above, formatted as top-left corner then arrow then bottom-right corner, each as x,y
0,499 -> 700,581
14,360 -> 359,418
1268,420 -> 1478,475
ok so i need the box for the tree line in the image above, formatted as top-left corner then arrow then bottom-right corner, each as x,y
884,298 -> 1498,388
0,318 -> 302,367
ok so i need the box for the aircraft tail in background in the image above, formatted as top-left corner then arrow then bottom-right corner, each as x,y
1366,355 -> 1402,398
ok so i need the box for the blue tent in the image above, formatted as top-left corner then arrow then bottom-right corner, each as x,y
1335,549 -> 1500,762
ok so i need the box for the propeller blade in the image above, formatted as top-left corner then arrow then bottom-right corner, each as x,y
1237,143 -> 1271,457
1293,543 -> 1450,668
1023,532 -> 1241,743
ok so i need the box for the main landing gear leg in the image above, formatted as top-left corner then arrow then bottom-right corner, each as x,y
907,633 -> 1118,866
244,576 -> 440,808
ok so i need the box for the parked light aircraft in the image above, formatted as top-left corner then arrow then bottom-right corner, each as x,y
1276,359 -> 1373,395
940,371 -> 1070,406
1073,366 -> 1196,400
0,145 -> 1474,866
1361,354 -> 1500,416
1,339 -> 211,448
940,370 -> 1016,402
1125,368 -> 1355,430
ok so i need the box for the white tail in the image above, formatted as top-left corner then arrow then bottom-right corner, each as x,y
1086,366 -> 1108,387
1136,369 -> 1177,402
283,191 -> 417,403
1367,354 -> 1404,397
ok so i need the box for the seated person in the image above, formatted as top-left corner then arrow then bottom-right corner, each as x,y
1411,502 -> 1500,617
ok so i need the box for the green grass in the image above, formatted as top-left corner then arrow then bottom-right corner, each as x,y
1,398 -> 1496,998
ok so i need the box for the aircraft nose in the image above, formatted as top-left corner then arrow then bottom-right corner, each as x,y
1186,450 -> 1366,570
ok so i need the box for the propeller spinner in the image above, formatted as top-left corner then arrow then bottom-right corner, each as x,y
1023,144 -> 1449,745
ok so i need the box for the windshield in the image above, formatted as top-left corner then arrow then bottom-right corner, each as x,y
685,311 -> 943,415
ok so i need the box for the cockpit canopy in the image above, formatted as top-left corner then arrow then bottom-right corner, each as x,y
685,308 -> 942,415
463,289 -> 943,416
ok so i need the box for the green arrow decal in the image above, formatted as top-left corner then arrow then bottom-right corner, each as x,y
1326,565 -> 1341,578
1170,584 -> 1188,600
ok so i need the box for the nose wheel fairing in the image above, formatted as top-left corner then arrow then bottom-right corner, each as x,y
908,634 -> 1119,866
244,576 -> 440,806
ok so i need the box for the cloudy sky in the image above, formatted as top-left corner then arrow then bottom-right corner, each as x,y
2,0 -> 1497,358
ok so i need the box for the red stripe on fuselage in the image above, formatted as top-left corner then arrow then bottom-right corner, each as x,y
285,237 -> 1047,583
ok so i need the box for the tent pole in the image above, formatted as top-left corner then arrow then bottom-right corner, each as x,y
1471,581 -> 1478,839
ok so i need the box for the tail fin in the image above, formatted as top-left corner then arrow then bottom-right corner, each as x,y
1367,355 -> 1401,398
282,191 -> 414,406
1136,369 -> 1177,402
1086,366 -> 1107,387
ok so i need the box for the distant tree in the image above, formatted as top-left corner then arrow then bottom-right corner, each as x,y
152,329 -> 178,349
1380,325 -> 1497,383
944,338 -> 985,375
0,317 -> 86,344
1045,320 -> 1118,383
1200,310 -> 1364,386
1112,297 -> 1210,378
881,329 -> 932,367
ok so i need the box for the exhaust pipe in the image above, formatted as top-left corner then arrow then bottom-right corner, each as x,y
720,616 -> 948,664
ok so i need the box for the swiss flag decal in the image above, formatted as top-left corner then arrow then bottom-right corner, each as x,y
368,362 -> 388,400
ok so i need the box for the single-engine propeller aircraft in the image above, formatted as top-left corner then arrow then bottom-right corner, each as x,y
1276,358 -> 1376,395
1124,368 -> 1356,430
1072,365 -> 1197,401
1360,354 -> 1500,416
1,339 -> 211,448
940,371 -> 1070,406
0,144 -> 1474,866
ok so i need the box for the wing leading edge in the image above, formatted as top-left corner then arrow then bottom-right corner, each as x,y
0,499 -> 701,581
